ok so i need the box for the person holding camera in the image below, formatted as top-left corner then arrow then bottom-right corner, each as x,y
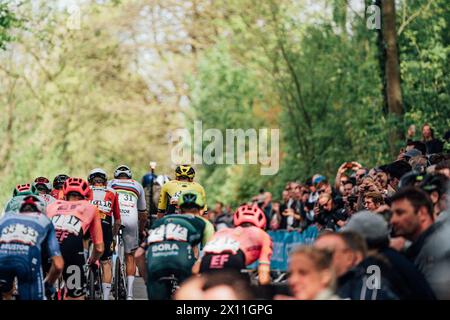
313,193 -> 349,231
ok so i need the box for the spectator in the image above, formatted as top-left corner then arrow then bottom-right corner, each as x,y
285,246 -> 340,300
422,123 -> 444,155
406,140 -> 427,156
313,193 -> 348,231
419,173 -> 448,219
342,211 -> 436,300
363,191 -> 384,212
435,160 -> 450,178
314,231 -> 398,300
379,160 -> 412,194
390,187 -> 450,299
175,271 -> 255,300
269,201 -> 282,230
335,162 -> 362,194
213,201 -> 233,231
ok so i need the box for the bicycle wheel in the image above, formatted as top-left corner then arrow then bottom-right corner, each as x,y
87,267 -> 95,300
114,257 -> 126,300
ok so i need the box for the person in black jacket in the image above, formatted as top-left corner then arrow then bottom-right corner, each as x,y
342,210 -> 436,300
422,124 -> 444,155
314,231 -> 399,300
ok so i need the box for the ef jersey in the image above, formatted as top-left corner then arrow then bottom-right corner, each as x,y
46,200 -> 103,245
203,226 -> 273,266
147,214 -> 214,247
157,180 -> 207,214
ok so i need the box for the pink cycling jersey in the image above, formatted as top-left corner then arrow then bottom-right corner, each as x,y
203,226 -> 273,266
46,200 -> 103,245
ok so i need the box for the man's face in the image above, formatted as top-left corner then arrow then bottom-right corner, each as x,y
355,169 -> 367,185
318,196 -> 332,211
375,172 -> 388,189
364,197 -> 378,211
390,199 -> 421,240
343,183 -> 354,197
288,253 -> 330,300
314,235 -> 355,277
437,168 -> 450,178
214,203 -> 223,212
282,191 -> 290,202
422,125 -> 432,139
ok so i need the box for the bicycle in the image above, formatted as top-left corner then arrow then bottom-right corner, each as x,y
86,261 -> 103,300
156,274 -> 180,300
112,225 -> 127,300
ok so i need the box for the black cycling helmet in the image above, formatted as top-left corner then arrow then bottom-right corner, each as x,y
419,173 -> 448,196
53,174 -> 70,189
175,165 -> 195,179
398,171 -> 424,190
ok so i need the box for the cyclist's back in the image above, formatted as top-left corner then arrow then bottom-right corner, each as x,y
199,204 -> 273,285
203,225 -> 272,267
144,214 -> 209,299
46,199 -> 102,298
0,200 -> 61,300
158,180 -> 206,215
107,177 -> 145,252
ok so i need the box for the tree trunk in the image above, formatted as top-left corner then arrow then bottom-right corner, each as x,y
381,0 -> 405,156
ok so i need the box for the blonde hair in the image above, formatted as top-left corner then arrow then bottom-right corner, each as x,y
290,246 -> 336,290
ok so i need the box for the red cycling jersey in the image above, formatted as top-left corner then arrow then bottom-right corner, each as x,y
203,226 -> 273,266
46,200 -> 103,245
90,187 -> 120,221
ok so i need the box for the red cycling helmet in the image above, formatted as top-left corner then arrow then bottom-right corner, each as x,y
63,177 -> 91,199
233,204 -> 267,229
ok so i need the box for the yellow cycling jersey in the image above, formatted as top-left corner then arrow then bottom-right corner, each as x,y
157,180 -> 207,214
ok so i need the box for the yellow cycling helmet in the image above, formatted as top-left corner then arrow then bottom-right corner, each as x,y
175,165 -> 195,179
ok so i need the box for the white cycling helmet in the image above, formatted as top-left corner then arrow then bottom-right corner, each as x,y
114,165 -> 132,179
88,168 -> 108,184
156,175 -> 171,186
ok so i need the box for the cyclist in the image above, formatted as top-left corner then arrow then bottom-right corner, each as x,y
135,190 -> 214,300
157,165 -> 207,217
196,204 -> 273,285
0,195 -> 64,300
46,178 -> 104,300
107,165 -> 147,300
51,174 -> 69,200
33,177 -> 57,206
88,168 -> 121,300
2,184 -> 41,216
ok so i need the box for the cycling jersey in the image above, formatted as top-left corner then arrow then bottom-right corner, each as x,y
144,214 -> 214,300
0,211 -> 61,300
107,179 -> 146,253
50,189 -> 64,200
40,194 -> 57,206
202,226 -> 273,266
46,200 -> 103,298
157,180 -> 207,215
90,186 -> 120,260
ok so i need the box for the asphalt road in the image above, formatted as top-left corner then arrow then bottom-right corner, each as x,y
133,276 -> 147,300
